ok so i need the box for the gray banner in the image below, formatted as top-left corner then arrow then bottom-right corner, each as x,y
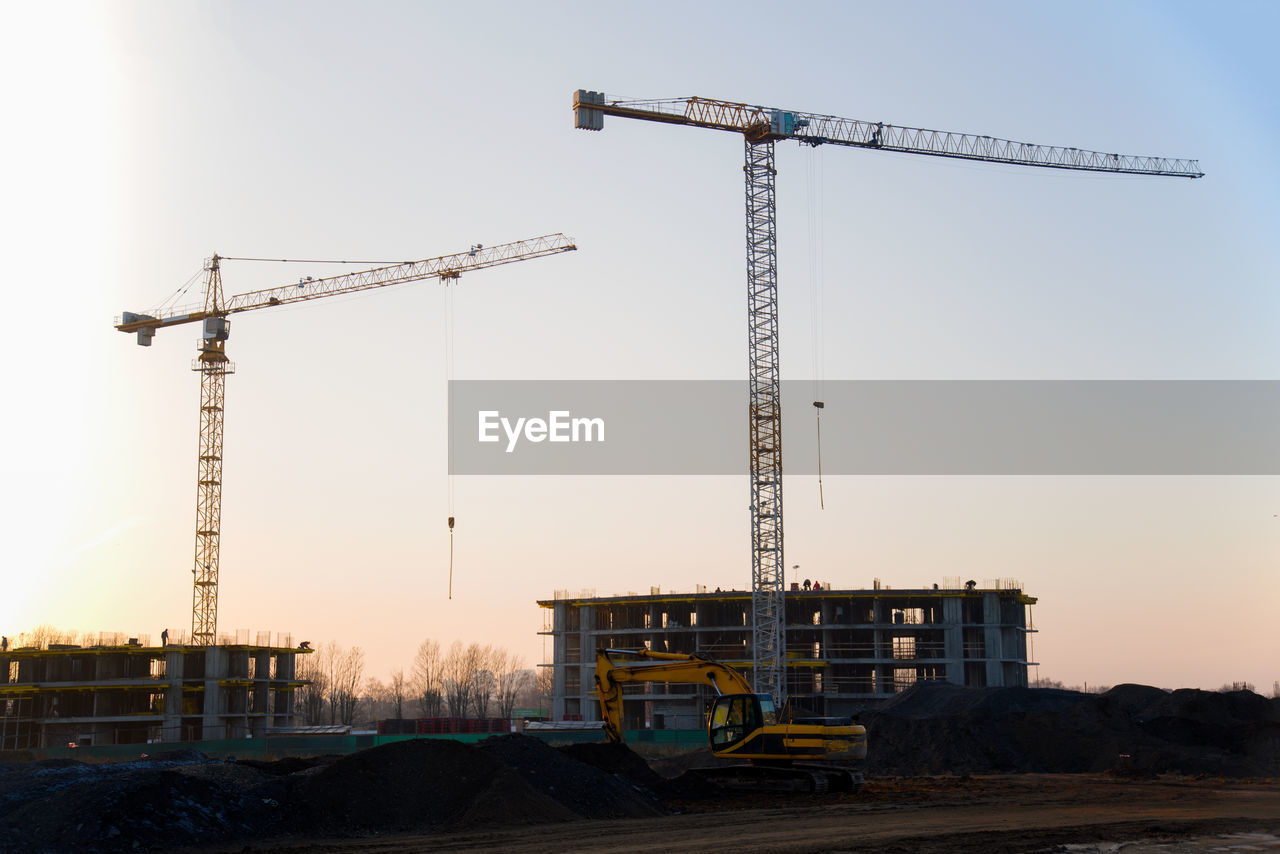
447,381 -> 1280,475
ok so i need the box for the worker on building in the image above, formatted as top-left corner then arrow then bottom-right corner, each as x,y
1,636 -> 7,652
161,629 -> 169,647
813,581 -> 821,591
803,578 -> 812,591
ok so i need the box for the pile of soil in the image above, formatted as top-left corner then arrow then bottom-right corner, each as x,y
559,740 -> 722,799
0,734 -> 670,853
861,683 -> 1280,777
0,756 -> 285,853
294,737 -> 585,833
479,734 -> 663,819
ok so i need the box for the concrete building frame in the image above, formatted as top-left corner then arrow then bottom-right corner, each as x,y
1,641 -> 309,750
539,584 -> 1036,729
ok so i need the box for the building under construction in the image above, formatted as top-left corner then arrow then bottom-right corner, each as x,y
539,581 -> 1036,729
0,632 -> 308,750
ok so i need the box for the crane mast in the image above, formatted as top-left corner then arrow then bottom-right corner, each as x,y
193,256 -> 231,647
119,234 -> 577,645
573,90 -> 1201,707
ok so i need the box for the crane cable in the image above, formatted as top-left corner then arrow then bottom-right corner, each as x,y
154,265 -> 206,314
806,146 -> 827,510
444,280 -> 457,599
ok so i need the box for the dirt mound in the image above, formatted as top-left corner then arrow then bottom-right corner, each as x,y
876,683 -> 1086,719
0,737 -> 671,852
479,733 -> 663,819
294,738 -> 547,832
558,740 -> 722,799
235,754 -> 334,776
558,741 -> 665,786
1098,683 -> 1168,716
293,736 -> 662,834
1141,688 -> 1280,728
862,683 -> 1280,778
0,763 -> 280,853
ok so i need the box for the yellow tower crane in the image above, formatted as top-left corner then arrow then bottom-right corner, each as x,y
116,234 -> 577,646
573,90 -> 1201,706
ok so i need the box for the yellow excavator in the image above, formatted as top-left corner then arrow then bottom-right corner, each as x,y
595,648 -> 867,792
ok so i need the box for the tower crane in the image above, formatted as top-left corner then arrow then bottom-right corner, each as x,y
573,90 -> 1202,706
117,233 -> 577,646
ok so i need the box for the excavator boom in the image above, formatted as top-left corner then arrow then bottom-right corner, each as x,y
595,648 -> 752,742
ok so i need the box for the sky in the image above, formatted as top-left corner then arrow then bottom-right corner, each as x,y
1,1 -> 1277,695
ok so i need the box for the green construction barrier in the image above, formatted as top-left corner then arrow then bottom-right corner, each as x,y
0,726 -> 710,763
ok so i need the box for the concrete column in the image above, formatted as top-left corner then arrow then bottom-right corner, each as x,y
251,650 -> 270,737
162,649 -> 184,743
983,593 -> 1004,687
202,646 -> 223,740
871,598 -> 885,694
942,597 -> 965,685
551,602 -> 567,721
276,651 -> 297,725
579,605 -> 596,722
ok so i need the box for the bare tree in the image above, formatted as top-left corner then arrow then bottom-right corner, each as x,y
536,664 -> 554,704
21,625 -> 69,650
444,641 -> 489,718
320,642 -> 341,724
472,668 -> 496,719
411,639 -> 444,718
474,644 -> 509,719
295,649 -> 328,725
442,640 -> 470,718
319,642 -> 365,725
495,649 -> 532,720
334,646 -> 365,725
362,677 -> 396,723
518,667 -> 548,716
389,668 -> 407,719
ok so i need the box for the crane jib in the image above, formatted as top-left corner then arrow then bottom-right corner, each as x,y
573,91 -> 1203,178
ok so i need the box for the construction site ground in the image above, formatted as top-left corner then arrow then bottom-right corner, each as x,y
3,682 -> 1279,853
187,773 -> 1280,854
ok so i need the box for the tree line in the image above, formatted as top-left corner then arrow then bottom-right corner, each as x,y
295,639 -> 550,727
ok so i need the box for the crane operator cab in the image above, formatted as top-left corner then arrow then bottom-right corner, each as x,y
709,693 -> 777,752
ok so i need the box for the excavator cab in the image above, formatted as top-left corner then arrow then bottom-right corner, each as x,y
708,693 -> 777,750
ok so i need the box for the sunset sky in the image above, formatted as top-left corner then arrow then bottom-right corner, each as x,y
2,1 -> 1277,694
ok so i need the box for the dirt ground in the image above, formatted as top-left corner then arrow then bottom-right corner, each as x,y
6,683 -> 1278,852
184,774 -> 1280,854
